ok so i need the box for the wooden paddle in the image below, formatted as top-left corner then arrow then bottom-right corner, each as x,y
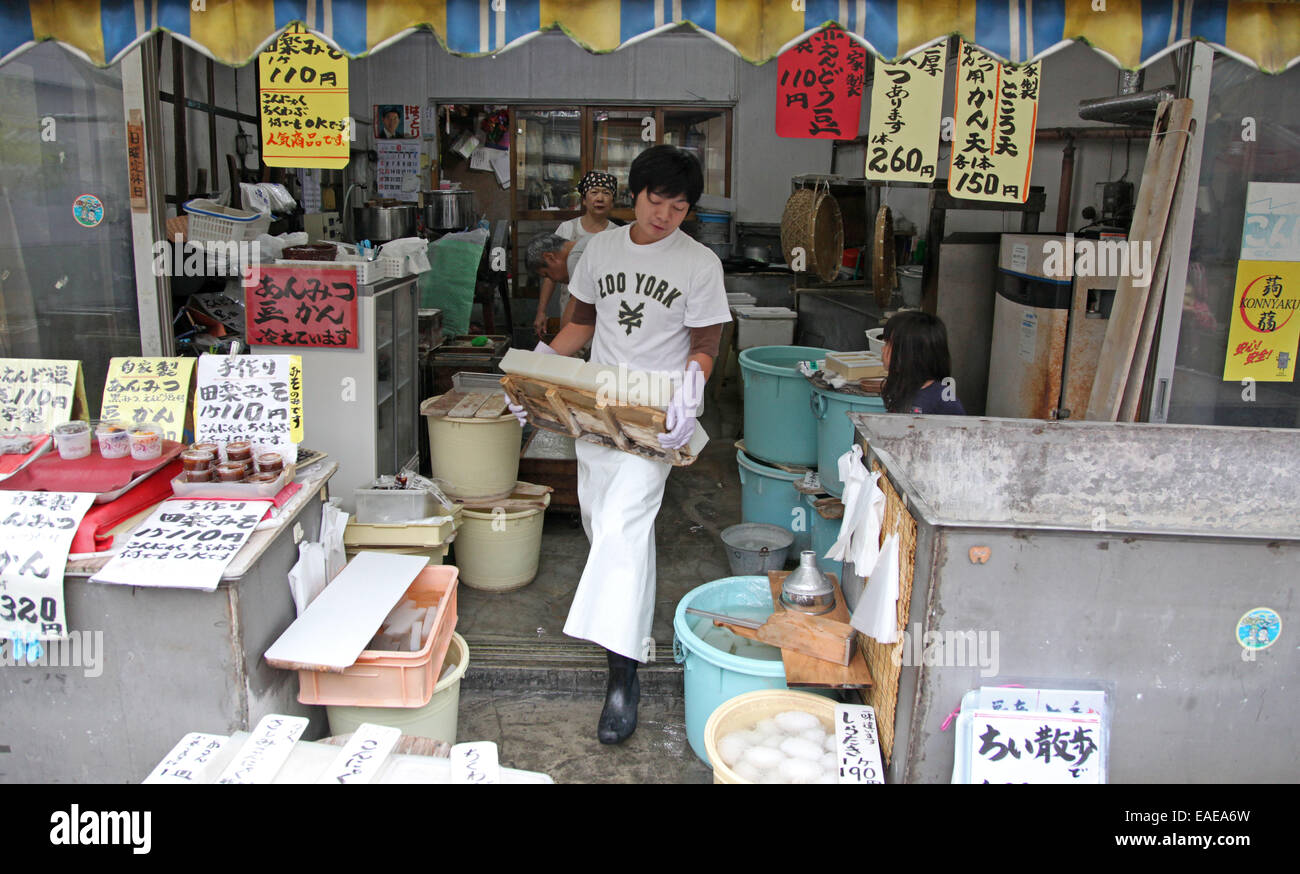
686,607 -> 856,666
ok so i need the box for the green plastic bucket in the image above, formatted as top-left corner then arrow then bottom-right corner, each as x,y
736,449 -> 811,554
739,345 -> 830,467
810,384 -> 886,497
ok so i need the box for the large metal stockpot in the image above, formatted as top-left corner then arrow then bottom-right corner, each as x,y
352,203 -> 417,242
421,189 -> 477,232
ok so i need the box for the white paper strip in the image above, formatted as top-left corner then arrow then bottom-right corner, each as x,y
450,741 -> 500,784
834,703 -> 886,784
316,723 -> 402,784
143,733 -> 230,784
215,714 -> 308,784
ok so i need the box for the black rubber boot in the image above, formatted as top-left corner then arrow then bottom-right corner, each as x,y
597,649 -> 640,744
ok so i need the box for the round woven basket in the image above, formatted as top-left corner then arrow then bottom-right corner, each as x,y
781,188 -> 844,283
872,205 -> 896,306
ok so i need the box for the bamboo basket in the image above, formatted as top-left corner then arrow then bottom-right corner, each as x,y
781,186 -> 844,283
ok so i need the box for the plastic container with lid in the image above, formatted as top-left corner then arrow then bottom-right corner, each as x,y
54,421 -> 92,460
128,424 -> 163,461
95,420 -> 131,459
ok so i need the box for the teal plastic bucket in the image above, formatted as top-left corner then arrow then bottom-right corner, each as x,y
736,449 -> 811,554
673,576 -> 788,765
810,384 -> 886,497
804,492 -> 845,584
739,345 -> 830,467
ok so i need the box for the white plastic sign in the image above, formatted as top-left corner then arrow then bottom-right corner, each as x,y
968,711 -> 1104,784
144,733 -> 230,784
216,714 -> 308,784
451,741 -> 501,784
317,723 -> 402,784
834,703 -> 885,784
0,490 -> 95,642
91,499 -> 272,592
195,354 -> 300,462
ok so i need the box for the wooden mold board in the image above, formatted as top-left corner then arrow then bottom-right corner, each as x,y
767,571 -> 873,689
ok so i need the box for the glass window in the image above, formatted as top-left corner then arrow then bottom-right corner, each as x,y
1166,56 -> 1300,428
663,110 -> 728,197
0,43 -> 141,415
515,108 -> 582,213
592,109 -> 645,209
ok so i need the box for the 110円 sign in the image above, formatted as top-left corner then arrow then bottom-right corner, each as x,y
259,23 -> 349,169
776,28 -> 866,139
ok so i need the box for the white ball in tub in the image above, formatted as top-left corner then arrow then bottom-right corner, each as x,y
717,732 -> 751,767
800,728 -> 827,745
774,709 -> 821,734
742,745 -> 785,770
754,718 -> 782,737
779,736 -> 824,762
823,733 -> 838,753
731,760 -> 764,783
813,772 -> 839,784
779,757 -> 823,784
761,733 -> 787,749
820,751 -> 838,772
758,770 -> 789,784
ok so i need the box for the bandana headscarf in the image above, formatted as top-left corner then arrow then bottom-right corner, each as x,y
577,171 -> 617,197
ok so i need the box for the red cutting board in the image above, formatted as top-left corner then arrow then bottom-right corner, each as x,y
0,441 -> 183,494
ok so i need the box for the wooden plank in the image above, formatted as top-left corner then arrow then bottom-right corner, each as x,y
545,388 -> 582,436
596,404 -> 630,450
474,393 -> 509,418
421,390 -> 468,418
768,571 -> 873,689
1085,99 -> 1194,421
447,392 -> 490,418
1119,123 -> 1196,422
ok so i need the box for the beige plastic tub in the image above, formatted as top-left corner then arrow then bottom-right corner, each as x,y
704,689 -> 838,784
454,493 -> 551,592
326,632 -> 470,745
422,395 -> 521,500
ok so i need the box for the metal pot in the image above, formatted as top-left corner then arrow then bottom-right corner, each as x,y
742,243 -> 771,263
421,189 -> 477,231
352,204 -> 417,242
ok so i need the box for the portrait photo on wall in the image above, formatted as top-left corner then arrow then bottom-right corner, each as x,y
374,104 -> 420,139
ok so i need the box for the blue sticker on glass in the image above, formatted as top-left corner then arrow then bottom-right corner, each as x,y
72,193 -> 104,228
1236,607 -> 1281,651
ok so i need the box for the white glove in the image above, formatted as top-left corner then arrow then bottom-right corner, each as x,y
506,341 -> 559,427
658,361 -> 704,450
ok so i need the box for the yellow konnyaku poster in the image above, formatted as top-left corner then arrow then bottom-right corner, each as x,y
948,41 -> 1039,204
1223,260 -> 1300,382
102,357 -> 196,442
259,24 -> 349,169
866,43 -> 946,184
0,358 -> 87,433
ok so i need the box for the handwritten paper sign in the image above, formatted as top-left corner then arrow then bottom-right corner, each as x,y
866,44 -> 947,183
977,686 -> 1106,716
1241,182 -> 1300,262
0,358 -> 88,433
451,741 -> 501,784
101,357 -> 195,442
90,499 -> 272,592
259,24 -> 349,169
1222,260 -> 1300,382
317,723 -> 402,784
776,28 -> 866,139
948,41 -> 1040,203
0,491 -> 95,642
143,733 -> 230,784
195,354 -> 301,462
127,109 -> 147,212
969,711 -> 1104,784
245,265 -> 359,348
216,714 -> 308,784
834,703 -> 885,784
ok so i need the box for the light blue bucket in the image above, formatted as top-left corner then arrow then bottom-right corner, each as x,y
736,449 -> 811,554
804,492 -> 845,585
739,345 -> 830,467
810,384 -> 886,497
673,576 -> 788,765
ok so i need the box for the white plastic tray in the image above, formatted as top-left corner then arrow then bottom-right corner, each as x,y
169,464 -> 295,499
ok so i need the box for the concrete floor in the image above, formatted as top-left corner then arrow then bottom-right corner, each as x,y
450,374 -> 747,783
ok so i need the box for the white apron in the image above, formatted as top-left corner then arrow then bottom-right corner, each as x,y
563,440 -> 672,662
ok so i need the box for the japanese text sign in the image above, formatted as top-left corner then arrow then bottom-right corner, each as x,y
90,499 -> 272,592
245,265 -> 359,348
451,741 -> 501,784
128,109 -> 147,212
834,703 -> 885,784
1241,182 -> 1300,262
259,24 -> 349,169
0,491 -> 95,642
0,358 -> 88,433
1222,261 -> 1300,382
776,28 -> 866,139
373,103 -> 421,140
948,41 -> 1039,203
216,714 -> 308,784
143,733 -> 230,784
317,723 -> 402,784
969,711 -> 1104,783
195,354 -> 302,461
866,44 -> 947,183
101,357 -> 196,442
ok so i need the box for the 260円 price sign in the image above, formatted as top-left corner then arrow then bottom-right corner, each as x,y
865,44 -> 947,183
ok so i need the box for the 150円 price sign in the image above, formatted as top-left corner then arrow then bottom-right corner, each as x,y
948,41 -> 1040,203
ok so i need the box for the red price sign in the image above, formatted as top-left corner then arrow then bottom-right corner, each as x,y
776,28 -> 866,139
244,265 -> 358,348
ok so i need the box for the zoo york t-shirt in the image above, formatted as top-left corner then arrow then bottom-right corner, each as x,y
568,224 -> 731,380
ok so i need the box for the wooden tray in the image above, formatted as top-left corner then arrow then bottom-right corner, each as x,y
500,374 -> 704,467
768,570 -> 873,690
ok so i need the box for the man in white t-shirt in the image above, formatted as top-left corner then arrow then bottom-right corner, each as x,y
532,171 -> 617,337
509,146 -> 731,745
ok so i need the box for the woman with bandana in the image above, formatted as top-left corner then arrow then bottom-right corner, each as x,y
534,170 -> 619,338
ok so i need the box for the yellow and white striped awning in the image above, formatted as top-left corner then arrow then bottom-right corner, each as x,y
4,1 -> 1299,72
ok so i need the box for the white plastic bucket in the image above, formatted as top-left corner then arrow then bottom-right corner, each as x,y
326,632 -> 470,744
898,266 -> 923,307
423,397 -> 521,500
454,493 -> 551,591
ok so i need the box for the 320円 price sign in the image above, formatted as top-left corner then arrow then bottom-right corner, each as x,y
245,265 -> 358,348
865,44 -> 947,183
0,490 -> 95,642
775,28 -> 866,139
948,41 -> 1040,203
259,23 -> 349,168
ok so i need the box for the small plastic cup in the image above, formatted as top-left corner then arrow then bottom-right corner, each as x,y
95,420 -> 131,459
216,461 -> 249,482
186,468 -> 214,483
255,452 -> 283,474
246,472 -> 279,483
54,421 -> 92,460
225,441 -> 253,463
190,442 -> 220,455
180,449 -> 215,471
128,424 -> 163,461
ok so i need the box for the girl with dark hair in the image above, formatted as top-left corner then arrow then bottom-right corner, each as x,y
880,311 -> 967,415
